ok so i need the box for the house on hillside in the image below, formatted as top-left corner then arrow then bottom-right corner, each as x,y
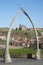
0,35 -> 6,40
19,24 -> 26,30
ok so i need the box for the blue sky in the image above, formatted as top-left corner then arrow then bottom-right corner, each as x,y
0,0 -> 43,29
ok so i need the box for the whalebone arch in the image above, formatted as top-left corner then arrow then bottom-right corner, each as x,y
5,8 -> 40,63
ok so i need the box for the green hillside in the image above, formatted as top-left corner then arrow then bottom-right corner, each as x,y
0,27 -> 43,38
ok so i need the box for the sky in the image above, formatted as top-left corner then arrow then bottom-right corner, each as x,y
0,0 -> 43,29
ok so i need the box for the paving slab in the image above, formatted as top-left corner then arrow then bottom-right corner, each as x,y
0,58 -> 43,65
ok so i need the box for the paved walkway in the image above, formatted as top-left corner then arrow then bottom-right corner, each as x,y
0,45 -> 23,50
0,58 -> 43,65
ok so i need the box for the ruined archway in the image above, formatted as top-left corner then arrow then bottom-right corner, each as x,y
5,8 -> 41,63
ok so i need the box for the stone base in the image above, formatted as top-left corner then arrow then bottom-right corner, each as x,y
5,52 -> 12,63
36,49 -> 41,60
